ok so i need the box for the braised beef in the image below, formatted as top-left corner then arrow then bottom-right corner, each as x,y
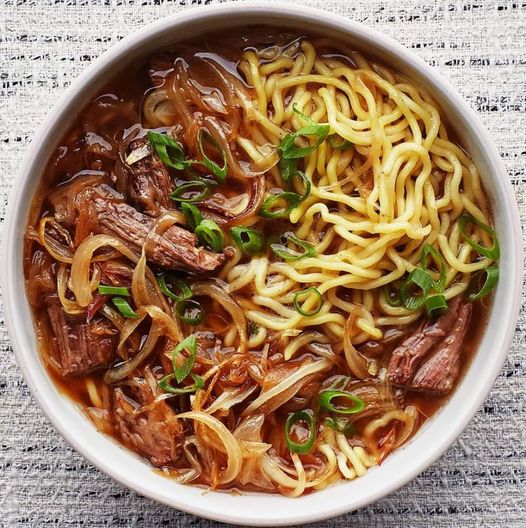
46,298 -> 117,377
82,185 -> 224,273
113,380 -> 183,466
125,137 -> 173,216
388,297 -> 471,395
409,302 -> 472,394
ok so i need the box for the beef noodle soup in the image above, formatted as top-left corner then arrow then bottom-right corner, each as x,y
24,29 -> 499,496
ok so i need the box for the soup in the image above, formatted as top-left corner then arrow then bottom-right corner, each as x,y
24,28 -> 499,496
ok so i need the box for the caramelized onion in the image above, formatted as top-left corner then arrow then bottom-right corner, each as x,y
178,411 -> 242,485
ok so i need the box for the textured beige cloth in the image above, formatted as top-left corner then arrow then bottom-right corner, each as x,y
1,1 -> 525,526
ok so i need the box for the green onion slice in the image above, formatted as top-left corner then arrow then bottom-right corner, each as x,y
420,244 -> 447,293
271,233 -> 316,261
176,299 -> 205,326
324,416 -> 355,435
158,274 -> 192,302
327,135 -> 353,150
279,156 -> 299,183
181,203 -> 203,231
147,131 -> 189,170
400,268 -> 432,311
284,410 -> 316,454
459,213 -> 500,260
425,294 -> 448,317
170,334 -> 197,383
280,105 -> 330,160
293,287 -> 324,316
382,282 -> 403,307
97,284 -> 130,297
318,390 -> 365,415
195,129 -> 227,182
195,218 -> 224,252
466,265 -> 499,301
158,372 -> 204,395
230,226 -> 264,255
259,191 -> 301,219
170,181 -> 210,203
296,171 -> 311,202
111,297 -> 138,319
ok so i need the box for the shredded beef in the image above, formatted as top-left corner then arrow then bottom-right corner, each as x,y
113,380 -> 183,466
388,297 -> 472,395
82,185 -> 224,273
125,137 -> 173,216
46,298 -> 117,377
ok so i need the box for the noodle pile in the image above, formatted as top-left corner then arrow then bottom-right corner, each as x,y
25,35 -> 498,496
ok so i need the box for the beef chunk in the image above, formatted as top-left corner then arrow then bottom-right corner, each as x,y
409,302 -> 472,394
82,185 -> 224,273
113,380 -> 183,466
388,297 -> 472,395
125,137 -> 173,216
46,299 -> 117,377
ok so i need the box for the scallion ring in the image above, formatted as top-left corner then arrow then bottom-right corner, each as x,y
176,299 -> 205,326
158,372 -> 204,395
181,203 -> 203,231
146,131 -> 189,170
170,181 -> 210,203
111,297 -> 138,319
259,191 -> 301,219
420,244 -> 447,293
170,334 -> 197,383
270,233 -> 316,261
425,294 -> 448,317
293,287 -> 324,316
466,265 -> 499,301
459,213 -> 500,260
382,283 -> 403,307
195,129 -> 227,182
296,171 -> 311,202
284,410 -> 316,454
195,219 -> 224,252
318,390 -> 365,415
158,274 -> 192,302
97,284 -> 130,297
400,268 -> 432,311
230,226 -> 264,255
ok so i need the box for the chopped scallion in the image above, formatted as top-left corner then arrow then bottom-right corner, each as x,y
158,274 -> 192,302
195,218 -> 224,252
259,191 -> 301,219
97,284 -> 130,297
293,287 -> 324,316
284,410 -> 316,454
176,299 -> 205,326
459,213 -> 500,260
170,181 -> 210,203
230,226 -> 264,255
400,268 -> 432,311
318,390 -> 365,415
147,131 -> 189,170
466,265 -> 499,301
111,297 -> 138,319
270,233 -> 316,261
181,203 -> 203,231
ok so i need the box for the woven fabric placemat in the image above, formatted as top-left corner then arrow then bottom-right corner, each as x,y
1,1 -> 524,526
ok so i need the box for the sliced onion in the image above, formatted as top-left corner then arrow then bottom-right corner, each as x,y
191,279 -> 248,353
204,385 -> 257,414
241,358 -> 331,416
178,411 -> 242,485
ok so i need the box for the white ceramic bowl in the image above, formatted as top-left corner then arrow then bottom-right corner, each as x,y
2,3 -> 522,526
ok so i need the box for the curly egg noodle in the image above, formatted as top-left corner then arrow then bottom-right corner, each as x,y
26,34 -> 497,496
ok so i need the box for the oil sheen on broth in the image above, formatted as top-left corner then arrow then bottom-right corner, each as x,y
24,28 -> 499,495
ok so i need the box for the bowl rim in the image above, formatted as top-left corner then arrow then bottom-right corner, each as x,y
2,2 -> 522,526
